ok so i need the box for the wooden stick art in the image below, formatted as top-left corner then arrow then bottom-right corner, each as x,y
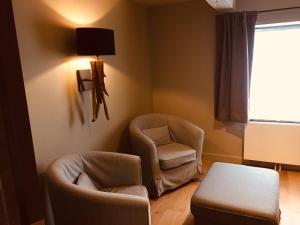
90,60 -> 109,122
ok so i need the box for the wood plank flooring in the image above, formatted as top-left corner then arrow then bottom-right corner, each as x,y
150,160 -> 300,225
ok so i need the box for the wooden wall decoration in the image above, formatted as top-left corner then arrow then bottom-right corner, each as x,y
77,60 -> 110,122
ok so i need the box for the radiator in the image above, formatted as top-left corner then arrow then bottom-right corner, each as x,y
244,122 -> 300,166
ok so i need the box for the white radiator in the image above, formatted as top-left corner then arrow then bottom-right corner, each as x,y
244,122 -> 300,166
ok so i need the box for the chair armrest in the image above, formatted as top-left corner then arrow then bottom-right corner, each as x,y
81,151 -> 143,187
129,126 -> 161,176
47,176 -> 150,225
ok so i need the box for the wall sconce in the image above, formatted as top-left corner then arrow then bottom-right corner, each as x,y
76,28 -> 116,122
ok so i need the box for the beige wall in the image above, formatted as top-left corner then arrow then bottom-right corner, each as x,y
148,0 -> 244,163
12,0 -> 153,173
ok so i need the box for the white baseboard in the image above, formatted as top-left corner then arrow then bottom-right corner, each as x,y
202,152 -> 242,164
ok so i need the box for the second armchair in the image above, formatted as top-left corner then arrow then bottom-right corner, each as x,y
129,113 -> 204,197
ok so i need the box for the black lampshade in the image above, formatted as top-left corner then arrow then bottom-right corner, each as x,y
76,28 -> 116,56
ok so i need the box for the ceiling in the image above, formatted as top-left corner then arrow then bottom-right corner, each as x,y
132,0 -> 235,9
132,0 -> 191,6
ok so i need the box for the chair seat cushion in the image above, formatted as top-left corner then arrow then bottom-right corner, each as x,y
191,162 -> 280,225
103,185 -> 148,198
157,142 -> 196,169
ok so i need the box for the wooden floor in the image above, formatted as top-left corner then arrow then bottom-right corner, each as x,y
150,160 -> 300,225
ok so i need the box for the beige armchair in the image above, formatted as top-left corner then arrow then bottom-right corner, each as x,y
129,113 -> 204,197
46,151 -> 151,225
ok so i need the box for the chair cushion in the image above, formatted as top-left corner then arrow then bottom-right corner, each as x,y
157,142 -> 196,169
76,172 -> 98,191
191,162 -> 280,225
143,126 -> 171,146
77,172 -> 148,198
103,185 -> 148,198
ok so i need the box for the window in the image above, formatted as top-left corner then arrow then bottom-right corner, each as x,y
250,22 -> 300,123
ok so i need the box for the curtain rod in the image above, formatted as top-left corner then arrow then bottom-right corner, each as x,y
259,6 -> 300,13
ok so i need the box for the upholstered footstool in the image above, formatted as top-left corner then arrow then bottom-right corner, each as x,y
191,163 -> 280,225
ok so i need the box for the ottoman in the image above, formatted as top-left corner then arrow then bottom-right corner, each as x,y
191,163 -> 280,225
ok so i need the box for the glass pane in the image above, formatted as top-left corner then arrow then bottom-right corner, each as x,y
250,25 -> 300,122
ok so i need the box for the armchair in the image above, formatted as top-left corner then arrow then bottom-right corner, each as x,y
129,113 -> 204,197
46,151 -> 151,225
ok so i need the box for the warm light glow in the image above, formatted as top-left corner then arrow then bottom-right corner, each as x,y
68,57 -> 95,70
63,56 -> 115,80
42,0 -> 119,25
250,23 -> 300,122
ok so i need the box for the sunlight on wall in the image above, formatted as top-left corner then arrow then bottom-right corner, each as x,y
42,0 -> 120,25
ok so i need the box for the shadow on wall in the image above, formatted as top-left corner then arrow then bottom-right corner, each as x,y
204,138 -> 239,159
20,1 -> 75,81
213,120 -> 245,139
117,125 -> 131,154
65,63 -> 85,125
34,21 -> 75,58
90,115 -> 133,154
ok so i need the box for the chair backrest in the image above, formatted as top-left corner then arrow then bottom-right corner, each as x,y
131,113 -> 192,140
47,151 -> 137,189
46,151 -> 148,225
48,153 -> 84,184
130,113 -> 169,130
130,113 -> 200,148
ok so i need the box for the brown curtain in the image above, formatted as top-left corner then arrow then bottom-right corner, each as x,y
215,11 -> 258,123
